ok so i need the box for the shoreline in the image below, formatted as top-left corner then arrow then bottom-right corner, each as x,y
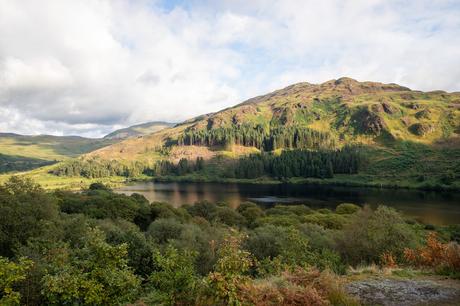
126,174 -> 460,193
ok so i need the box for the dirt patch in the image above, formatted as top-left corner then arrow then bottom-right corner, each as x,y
346,278 -> 460,306
169,145 -> 216,163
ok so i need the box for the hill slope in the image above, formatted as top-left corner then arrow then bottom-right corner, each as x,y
0,121 -> 176,174
58,77 -> 460,188
104,121 -> 175,140
0,133 -> 117,173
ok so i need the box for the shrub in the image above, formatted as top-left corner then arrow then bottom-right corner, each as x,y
336,203 -> 361,215
239,268 -> 358,306
245,225 -> 286,260
247,226 -> 332,271
266,204 -> 312,216
237,202 -> 265,228
42,228 -> 141,305
0,177 -> 59,257
150,202 -> 190,222
146,245 -> 198,305
186,201 -> 218,222
95,219 -> 155,277
202,230 -> 254,306
404,232 -> 460,277
302,213 -> 348,229
336,206 -> 418,265
0,257 -> 33,305
170,223 -> 225,275
147,218 -> 183,244
255,215 -> 301,227
297,223 -> 336,250
215,206 -> 245,227
57,189 -> 148,222
88,182 -> 111,191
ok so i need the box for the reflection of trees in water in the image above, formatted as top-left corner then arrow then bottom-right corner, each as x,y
116,182 -> 460,225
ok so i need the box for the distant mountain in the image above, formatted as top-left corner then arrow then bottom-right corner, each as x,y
81,77 -> 460,187
104,121 -> 175,140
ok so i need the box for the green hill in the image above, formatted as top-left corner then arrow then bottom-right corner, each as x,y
103,121 -> 175,140
34,78 -> 460,189
0,133 -> 117,173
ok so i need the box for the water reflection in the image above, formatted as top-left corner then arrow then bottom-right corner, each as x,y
115,182 -> 460,225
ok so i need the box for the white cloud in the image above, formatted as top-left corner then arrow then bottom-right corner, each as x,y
0,0 -> 459,136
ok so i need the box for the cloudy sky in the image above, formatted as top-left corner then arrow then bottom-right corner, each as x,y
1,0 -> 459,137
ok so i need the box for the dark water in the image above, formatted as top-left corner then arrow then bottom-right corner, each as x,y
115,182 -> 460,225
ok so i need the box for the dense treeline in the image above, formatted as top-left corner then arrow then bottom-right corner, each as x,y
144,157 -> 205,176
178,125 -> 336,150
229,146 -> 363,179
52,158 -> 146,178
0,177 -> 459,305
53,157 -> 205,178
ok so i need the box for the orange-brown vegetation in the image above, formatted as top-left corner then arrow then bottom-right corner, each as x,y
404,232 -> 460,274
239,268 -> 358,306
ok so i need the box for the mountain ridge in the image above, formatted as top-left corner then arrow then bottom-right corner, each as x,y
71,77 -> 460,189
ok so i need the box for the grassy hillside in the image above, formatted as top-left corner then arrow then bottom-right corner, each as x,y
0,133 -> 116,174
103,121 -> 175,140
0,133 -> 115,161
0,121 -> 176,174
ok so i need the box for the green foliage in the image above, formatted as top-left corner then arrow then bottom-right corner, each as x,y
266,204 -> 312,216
302,212 -> 348,229
0,176 -> 59,257
88,182 -> 111,191
56,187 -> 149,224
151,201 -> 190,222
245,225 -> 286,260
335,203 -> 361,214
204,231 -> 254,306
214,206 -> 246,227
146,245 -> 198,305
185,201 -> 218,221
185,201 -> 245,227
1,177 -> 455,305
41,228 -> 141,305
0,257 -> 33,306
236,202 -> 265,228
245,225 -> 344,274
95,219 -> 155,277
336,206 -> 419,264
297,223 -> 336,251
147,218 -> 184,244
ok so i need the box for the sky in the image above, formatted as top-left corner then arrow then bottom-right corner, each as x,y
0,0 -> 459,137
